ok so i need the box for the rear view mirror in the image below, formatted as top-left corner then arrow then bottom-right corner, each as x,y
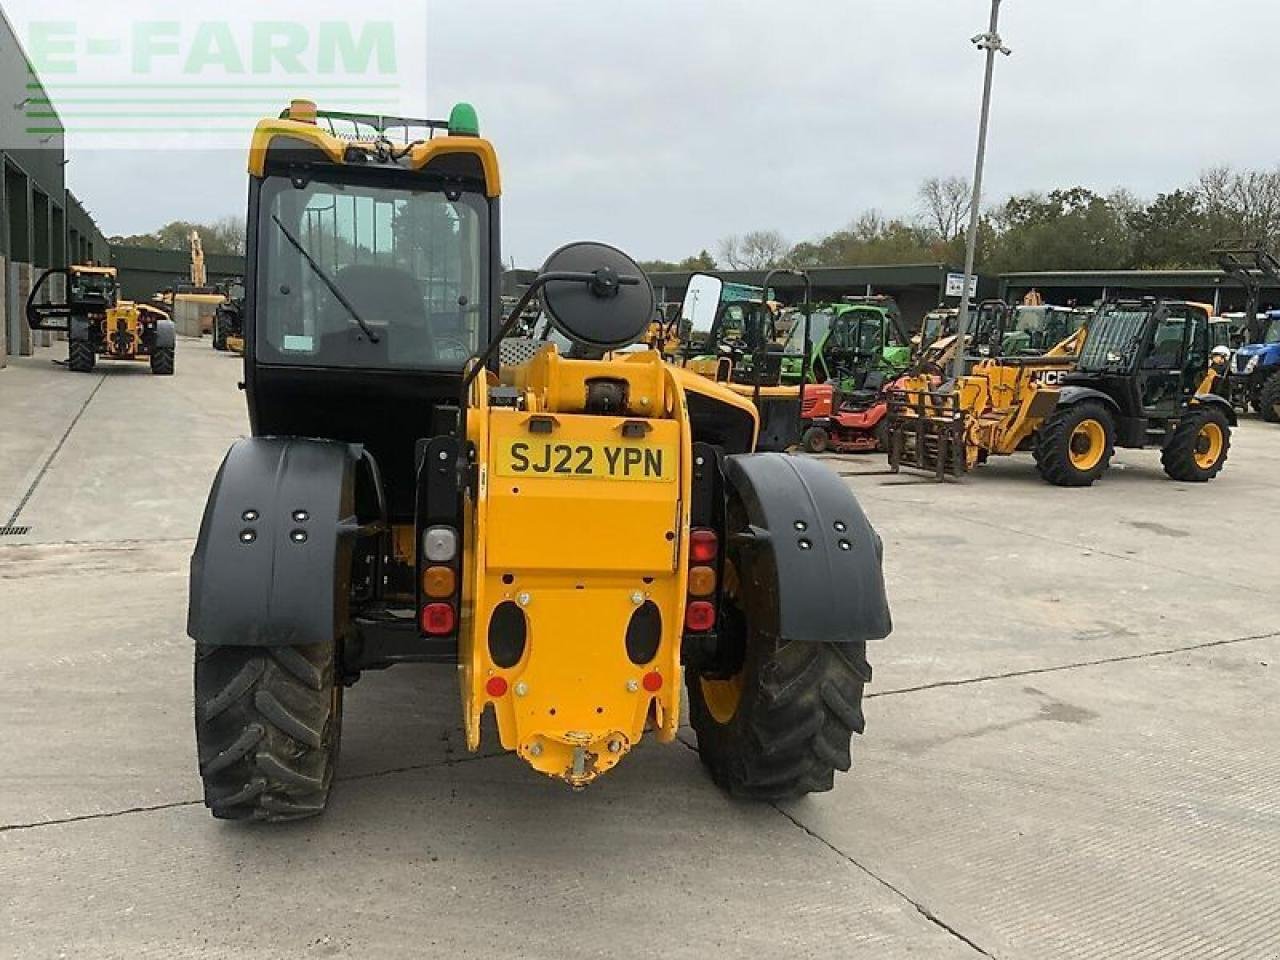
682,273 -> 723,335
540,242 -> 655,351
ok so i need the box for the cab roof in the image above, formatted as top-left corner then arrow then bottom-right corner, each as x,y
247,102 -> 501,198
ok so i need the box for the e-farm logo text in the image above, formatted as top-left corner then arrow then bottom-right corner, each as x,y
12,8 -> 427,145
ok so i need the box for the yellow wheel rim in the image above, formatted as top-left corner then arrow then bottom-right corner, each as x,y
700,673 -> 744,725
1069,420 -> 1106,471
1193,422 -> 1225,470
698,558 -> 744,725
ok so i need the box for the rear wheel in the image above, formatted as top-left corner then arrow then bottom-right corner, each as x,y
150,346 -> 175,376
1162,407 -> 1231,482
194,642 -> 343,821
1259,372 -> 1280,423
1033,401 -> 1115,487
211,315 -> 227,351
68,338 -> 95,373
686,502 -> 871,800
801,425 -> 830,454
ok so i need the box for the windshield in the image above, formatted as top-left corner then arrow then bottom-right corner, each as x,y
255,175 -> 488,370
782,308 -> 830,355
1014,306 -> 1049,333
71,272 -> 116,302
1265,317 -> 1280,343
1078,306 -> 1151,371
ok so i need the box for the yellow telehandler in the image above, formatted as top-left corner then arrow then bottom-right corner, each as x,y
186,101 -> 892,820
887,299 -> 1233,485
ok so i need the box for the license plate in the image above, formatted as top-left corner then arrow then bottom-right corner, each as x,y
496,441 -> 676,481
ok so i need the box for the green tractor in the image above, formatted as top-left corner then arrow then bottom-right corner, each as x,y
782,297 -> 912,391
1001,304 -> 1088,356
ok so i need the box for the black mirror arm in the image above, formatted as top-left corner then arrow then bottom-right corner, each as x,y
459,268 -> 641,406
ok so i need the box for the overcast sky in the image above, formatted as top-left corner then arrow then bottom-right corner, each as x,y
20,0 -> 1280,266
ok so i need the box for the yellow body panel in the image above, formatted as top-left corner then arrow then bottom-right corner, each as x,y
460,349 -> 749,788
247,118 -> 502,197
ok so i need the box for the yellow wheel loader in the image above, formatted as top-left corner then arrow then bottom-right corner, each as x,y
186,102 -> 892,821
27,265 -> 176,374
887,299 -> 1233,485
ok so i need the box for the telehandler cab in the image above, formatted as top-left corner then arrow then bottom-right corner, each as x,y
187,102 -> 892,821
26,265 -> 176,374
888,299 -> 1234,485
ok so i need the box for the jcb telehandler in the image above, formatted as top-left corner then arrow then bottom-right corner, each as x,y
26,265 -> 176,374
187,102 -> 892,821
888,299 -> 1233,485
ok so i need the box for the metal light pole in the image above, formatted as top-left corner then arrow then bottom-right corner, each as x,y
950,0 -> 1012,381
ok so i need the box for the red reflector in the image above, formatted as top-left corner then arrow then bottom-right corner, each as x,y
690,529 -> 718,564
685,600 -> 716,632
642,671 -> 663,692
485,675 -> 508,698
421,603 -> 455,636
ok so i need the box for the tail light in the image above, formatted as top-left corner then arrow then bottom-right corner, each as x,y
685,601 -> 716,632
689,529 -> 718,564
421,602 -> 456,636
422,526 -> 458,563
688,566 -> 716,597
423,565 -> 456,598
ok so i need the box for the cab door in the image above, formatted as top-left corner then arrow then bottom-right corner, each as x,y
1139,305 -> 1192,416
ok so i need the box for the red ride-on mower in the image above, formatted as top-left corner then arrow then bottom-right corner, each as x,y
800,375 -> 891,454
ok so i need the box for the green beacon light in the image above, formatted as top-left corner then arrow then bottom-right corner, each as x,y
448,102 -> 480,137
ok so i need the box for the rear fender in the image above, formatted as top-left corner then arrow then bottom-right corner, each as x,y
723,453 -> 891,645
188,437 -> 361,647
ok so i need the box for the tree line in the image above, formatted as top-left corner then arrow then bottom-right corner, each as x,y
639,165 -> 1280,276
110,217 -> 246,257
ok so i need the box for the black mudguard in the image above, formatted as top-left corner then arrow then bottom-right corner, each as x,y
1056,386 -> 1121,414
722,453 -> 892,645
1192,393 -> 1238,426
69,316 -> 94,343
188,437 -> 360,648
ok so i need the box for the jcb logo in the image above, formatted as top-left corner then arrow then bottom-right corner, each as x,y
1040,370 -> 1068,386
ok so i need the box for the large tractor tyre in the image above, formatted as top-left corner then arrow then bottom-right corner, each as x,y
1259,372 -> 1280,424
1161,408 -> 1231,483
686,522 -> 871,801
68,339 -> 96,373
800,425 -> 830,454
194,642 -> 343,821
150,346 -> 175,376
211,316 -> 228,352
1033,401 -> 1116,487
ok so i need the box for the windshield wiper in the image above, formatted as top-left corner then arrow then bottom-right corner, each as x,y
271,214 -> 380,344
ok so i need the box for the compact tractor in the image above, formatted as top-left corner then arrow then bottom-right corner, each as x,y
888,299 -> 1233,485
792,299 -> 913,454
187,102 -> 892,821
26,264 -> 176,374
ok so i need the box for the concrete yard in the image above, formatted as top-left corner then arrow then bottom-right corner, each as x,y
1,340 -> 1278,959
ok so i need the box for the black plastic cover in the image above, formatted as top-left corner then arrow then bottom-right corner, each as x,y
188,437 -> 359,647
722,453 -> 892,645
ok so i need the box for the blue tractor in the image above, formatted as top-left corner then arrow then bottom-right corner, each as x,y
1216,248 -> 1280,421
1231,310 -> 1280,421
